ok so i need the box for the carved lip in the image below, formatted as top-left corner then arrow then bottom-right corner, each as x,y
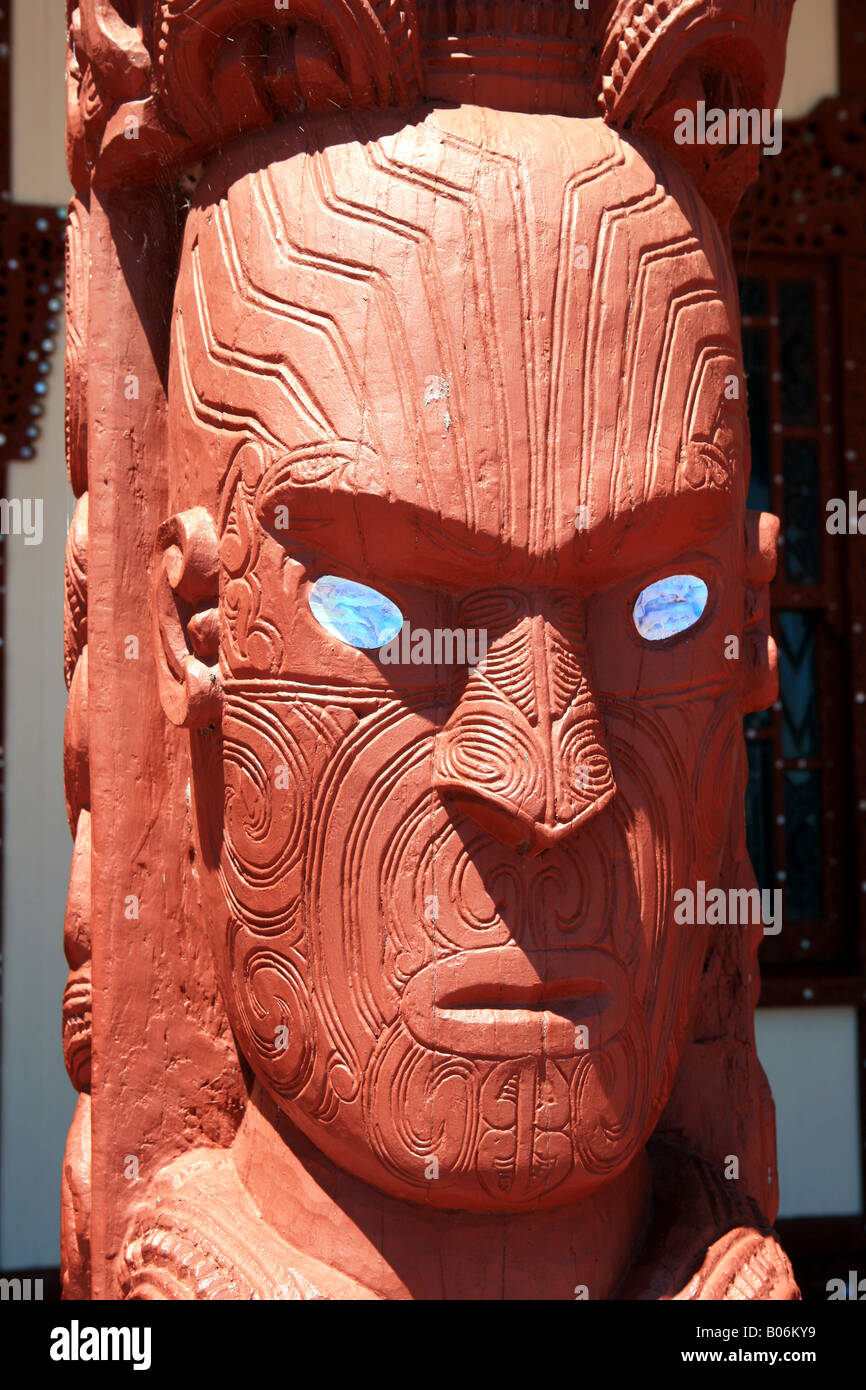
401,948 -> 630,1059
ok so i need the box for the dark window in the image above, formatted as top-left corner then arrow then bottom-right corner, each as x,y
739,263 -> 849,967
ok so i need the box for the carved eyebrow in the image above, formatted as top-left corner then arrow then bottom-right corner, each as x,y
255,439 -> 739,591
256,436 -> 526,568
570,487 -> 738,591
256,486 -> 522,599
581,483 -> 735,547
257,441 -> 389,506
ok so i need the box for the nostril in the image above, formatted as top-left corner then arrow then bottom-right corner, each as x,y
435,783 -> 536,851
434,783 -> 591,856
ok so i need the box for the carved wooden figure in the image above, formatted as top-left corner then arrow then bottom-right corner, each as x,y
63,0 -> 799,1300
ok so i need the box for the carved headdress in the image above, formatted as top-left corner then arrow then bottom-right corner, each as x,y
69,1 -> 792,212
62,0 -> 795,1299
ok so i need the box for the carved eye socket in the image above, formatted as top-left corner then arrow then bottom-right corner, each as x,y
308,575 -> 404,650
633,575 -> 709,642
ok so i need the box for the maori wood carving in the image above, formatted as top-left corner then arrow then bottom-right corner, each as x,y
64,0 -> 799,1299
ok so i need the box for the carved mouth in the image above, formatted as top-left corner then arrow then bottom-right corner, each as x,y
401,948 -> 630,1059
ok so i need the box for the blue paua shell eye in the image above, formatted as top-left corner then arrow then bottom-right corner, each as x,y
633,575 -> 709,642
308,575 -> 404,650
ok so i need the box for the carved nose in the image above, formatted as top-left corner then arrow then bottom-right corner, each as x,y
433,592 -> 615,855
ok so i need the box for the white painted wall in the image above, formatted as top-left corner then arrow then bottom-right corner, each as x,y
1,0 -> 73,1270
780,0 -> 840,119
756,1008 -> 863,1218
11,0 -> 69,206
0,362 -> 75,1269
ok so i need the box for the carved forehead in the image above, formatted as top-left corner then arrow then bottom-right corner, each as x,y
170,107 -> 744,550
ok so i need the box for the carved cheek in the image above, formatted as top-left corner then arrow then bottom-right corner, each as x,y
220,696 -> 313,938
218,690 -> 361,1101
599,701 -> 719,1019
311,710 -> 439,1039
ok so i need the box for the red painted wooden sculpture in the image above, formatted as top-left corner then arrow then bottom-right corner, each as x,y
62,0 -> 798,1300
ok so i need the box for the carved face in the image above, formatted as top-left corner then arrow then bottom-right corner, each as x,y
168,109 -> 752,1211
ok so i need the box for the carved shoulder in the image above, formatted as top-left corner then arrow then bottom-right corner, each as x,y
621,1142 -> 800,1301
118,1149 -> 378,1301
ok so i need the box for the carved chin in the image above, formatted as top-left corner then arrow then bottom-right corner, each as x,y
213,689 -> 721,1211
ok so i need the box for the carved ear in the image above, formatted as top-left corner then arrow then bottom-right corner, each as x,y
152,507 -> 222,729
